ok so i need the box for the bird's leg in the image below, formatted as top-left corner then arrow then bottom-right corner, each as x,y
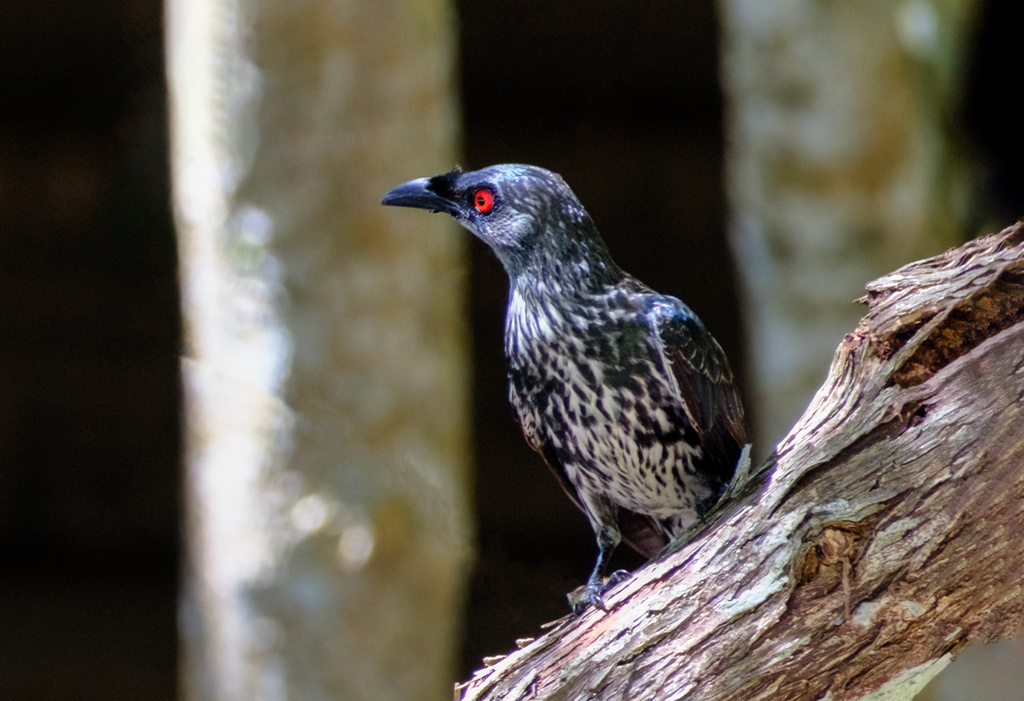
572,525 -> 626,615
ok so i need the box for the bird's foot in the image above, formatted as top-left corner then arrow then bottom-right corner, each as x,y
569,569 -> 631,615
606,569 -> 630,587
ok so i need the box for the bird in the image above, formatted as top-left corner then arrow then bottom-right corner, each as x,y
382,164 -> 747,612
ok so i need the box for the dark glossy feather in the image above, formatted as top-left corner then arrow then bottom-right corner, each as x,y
648,297 -> 747,491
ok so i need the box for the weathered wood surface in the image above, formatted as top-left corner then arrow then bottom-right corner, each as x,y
457,222 -> 1024,701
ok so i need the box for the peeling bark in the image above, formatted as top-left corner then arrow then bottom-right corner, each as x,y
456,222 -> 1024,701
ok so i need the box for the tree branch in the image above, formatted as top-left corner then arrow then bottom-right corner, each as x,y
457,222 -> 1024,701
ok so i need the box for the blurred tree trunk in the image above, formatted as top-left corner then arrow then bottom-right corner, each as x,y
717,1 -> 1024,698
167,0 -> 470,700
719,0 -> 979,449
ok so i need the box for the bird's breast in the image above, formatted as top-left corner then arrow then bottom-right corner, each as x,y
504,292 -> 710,518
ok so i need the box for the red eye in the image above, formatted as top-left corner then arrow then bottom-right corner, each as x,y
473,189 -> 494,214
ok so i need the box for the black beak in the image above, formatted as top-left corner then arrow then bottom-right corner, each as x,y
381,177 -> 459,216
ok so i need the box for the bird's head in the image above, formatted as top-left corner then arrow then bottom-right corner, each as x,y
382,164 -> 616,282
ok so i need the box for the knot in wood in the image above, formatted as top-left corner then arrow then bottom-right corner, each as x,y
799,522 -> 864,585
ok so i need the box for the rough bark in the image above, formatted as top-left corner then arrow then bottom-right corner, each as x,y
168,0 -> 470,699
456,222 -> 1024,701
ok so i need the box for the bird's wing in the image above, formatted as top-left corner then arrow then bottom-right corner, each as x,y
533,439 -> 585,513
647,297 -> 747,486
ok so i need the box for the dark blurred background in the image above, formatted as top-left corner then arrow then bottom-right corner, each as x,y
0,0 -> 1019,698
0,1 -> 179,698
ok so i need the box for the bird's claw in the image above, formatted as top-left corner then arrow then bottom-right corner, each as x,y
570,570 -> 631,615
605,569 -> 630,587
571,584 -> 608,615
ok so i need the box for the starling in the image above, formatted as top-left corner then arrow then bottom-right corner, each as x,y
382,164 -> 747,612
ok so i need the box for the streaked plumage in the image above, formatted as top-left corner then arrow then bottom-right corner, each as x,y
383,164 -> 746,611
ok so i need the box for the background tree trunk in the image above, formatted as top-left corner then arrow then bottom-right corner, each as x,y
718,0 -> 980,449
456,223 -> 1024,701
168,0 -> 471,699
